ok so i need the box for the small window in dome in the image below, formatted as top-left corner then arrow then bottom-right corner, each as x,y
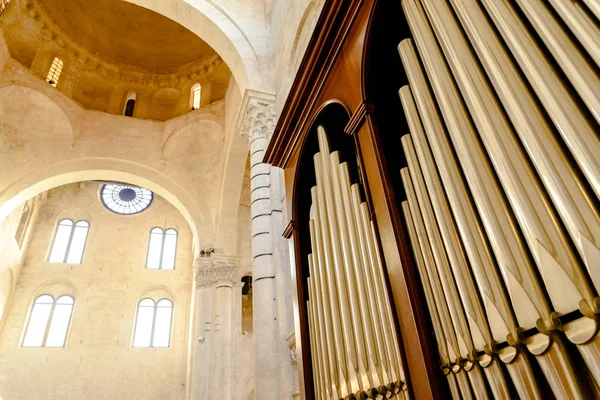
123,92 -> 137,117
46,57 -> 63,87
190,84 -> 201,110
101,184 -> 153,215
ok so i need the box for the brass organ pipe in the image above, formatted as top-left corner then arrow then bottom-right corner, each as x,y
352,185 -> 403,395
401,200 -> 461,400
400,155 -> 476,359
479,0 -> 600,290
310,199 -> 341,399
358,195 -> 408,395
420,0 -> 595,319
513,0 -> 600,126
328,151 -> 379,396
449,0 -> 600,381
311,178 -> 350,397
315,130 -> 362,396
307,273 -> 323,400
398,49 -> 541,400
400,168 -> 479,400
401,135 -> 492,353
401,0 -> 550,333
547,0 -> 600,64
403,136 -> 507,399
309,215 -> 335,400
402,1 -> 586,397
366,215 -> 409,400
338,162 -> 390,396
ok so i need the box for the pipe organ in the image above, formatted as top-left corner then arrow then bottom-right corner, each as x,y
398,0 -> 600,398
306,127 -> 407,399
265,0 -> 600,397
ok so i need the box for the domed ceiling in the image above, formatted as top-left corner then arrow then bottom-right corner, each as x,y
37,0 -> 215,72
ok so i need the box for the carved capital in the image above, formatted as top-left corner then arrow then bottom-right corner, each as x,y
211,255 -> 241,284
194,257 -> 214,288
236,89 -> 278,141
194,254 -> 241,288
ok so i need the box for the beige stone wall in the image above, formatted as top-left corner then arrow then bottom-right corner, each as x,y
0,0 -> 231,121
0,39 -> 249,257
0,182 -> 193,400
0,195 -> 42,332
270,0 -> 324,112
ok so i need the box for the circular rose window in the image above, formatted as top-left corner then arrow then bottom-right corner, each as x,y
100,183 -> 153,215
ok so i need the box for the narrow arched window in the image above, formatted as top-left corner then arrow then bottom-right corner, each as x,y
23,295 -> 74,347
48,219 -> 89,264
132,298 -> 173,348
123,92 -> 136,117
46,57 -> 63,87
145,228 -> 177,270
190,83 -> 201,110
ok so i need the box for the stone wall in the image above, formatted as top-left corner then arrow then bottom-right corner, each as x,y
0,182 -> 193,400
0,0 -> 231,121
270,0 -> 324,113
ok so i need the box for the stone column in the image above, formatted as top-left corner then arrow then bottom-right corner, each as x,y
212,256 -> 239,400
191,257 -> 215,400
238,90 -> 295,399
191,254 -> 240,400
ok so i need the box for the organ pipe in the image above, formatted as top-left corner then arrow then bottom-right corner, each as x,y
396,0 -> 600,397
306,127 -> 407,399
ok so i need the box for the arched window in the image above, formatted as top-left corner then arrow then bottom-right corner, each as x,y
123,92 -> 136,117
46,57 -> 63,87
48,219 -> 89,264
145,228 -> 177,270
23,295 -> 74,347
190,83 -> 201,110
132,298 -> 173,348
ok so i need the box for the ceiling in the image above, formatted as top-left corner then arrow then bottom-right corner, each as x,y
38,0 -> 216,72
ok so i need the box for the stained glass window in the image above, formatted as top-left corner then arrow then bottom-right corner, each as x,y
48,219 -> 89,263
23,295 -> 74,347
100,184 -> 153,215
132,298 -> 173,348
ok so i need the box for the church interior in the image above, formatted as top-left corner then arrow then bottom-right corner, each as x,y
0,0 -> 599,399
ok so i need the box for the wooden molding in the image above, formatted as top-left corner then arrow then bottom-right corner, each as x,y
344,100 -> 376,135
282,220 -> 298,239
264,0 -> 363,167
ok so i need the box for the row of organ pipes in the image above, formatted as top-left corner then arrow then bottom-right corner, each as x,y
306,126 -> 408,399
398,0 -> 600,398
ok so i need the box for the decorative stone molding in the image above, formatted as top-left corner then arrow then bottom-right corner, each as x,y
236,89 -> 278,141
194,254 -> 241,288
23,0 -> 223,87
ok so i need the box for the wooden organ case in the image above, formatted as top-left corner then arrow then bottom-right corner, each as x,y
265,0 -> 600,399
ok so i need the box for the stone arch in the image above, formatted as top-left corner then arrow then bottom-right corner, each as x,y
124,0 -> 264,93
0,158 -> 212,254
0,269 -> 14,324
0,84 -> 75,146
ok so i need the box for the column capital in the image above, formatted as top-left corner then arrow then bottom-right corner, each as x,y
236,89 -> 278,141
194,254 -> 242,288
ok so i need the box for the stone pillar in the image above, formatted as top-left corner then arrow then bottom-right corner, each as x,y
191,254 -> 240,400
238,90 -> 295,399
